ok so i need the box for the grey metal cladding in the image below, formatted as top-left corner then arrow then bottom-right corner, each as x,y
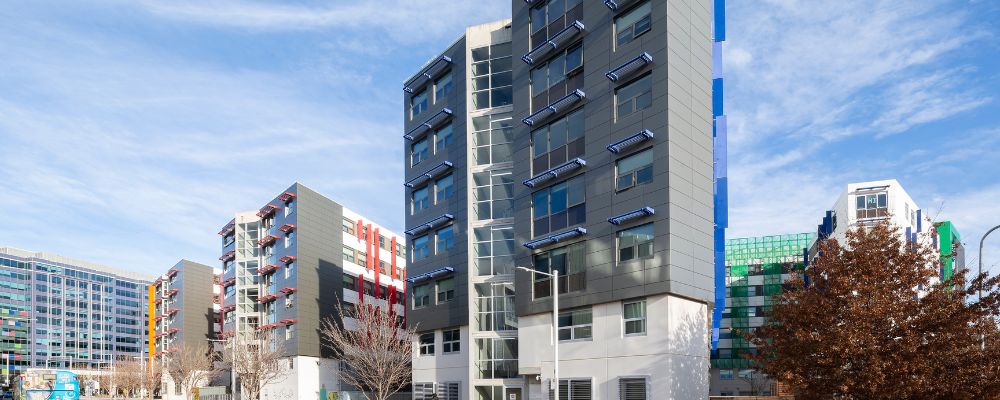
403,36 -> 471,332
174,260 -> 217,350
512,0 -> 715,317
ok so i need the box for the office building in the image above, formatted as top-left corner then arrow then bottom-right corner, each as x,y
403,0 -> 720,397
150,260 -> 221,399
0,247 -> 153,383
709,233 -> 813,396
218,183 -> 406,399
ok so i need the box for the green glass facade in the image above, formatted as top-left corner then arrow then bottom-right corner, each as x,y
711,233 -> 815,369
935,220 -> 963,282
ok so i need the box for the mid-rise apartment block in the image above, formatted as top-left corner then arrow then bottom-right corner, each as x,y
709,233 -> 813,396
218,182 -> 406,400
150,260 -> 221,399
0,247 -> 153,383
403,0 -> 719,398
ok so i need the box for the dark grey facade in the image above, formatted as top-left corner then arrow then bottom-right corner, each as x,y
510,0 -> 715,316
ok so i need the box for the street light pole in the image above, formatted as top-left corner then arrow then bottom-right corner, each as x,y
979,225 -> 1000,303
517,266 -> 559,400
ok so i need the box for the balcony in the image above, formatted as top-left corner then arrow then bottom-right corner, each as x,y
607,130 -> 655,154
404,108 -> 454,141
257,264 -> 282,275
277,223 -> 297,233
523,227 -> 587,250
523,158 -> 586,188
522,20 -> 585,65
404,55 -> 452,94
404,214 -> 455,236
257,204 -> 279,218
606,52 -> 653,82
522,89 -> 585,126
257,234 -> 281,247
404,161 -> 454,188
608,207 -> 655,225
277,191 -> 297,203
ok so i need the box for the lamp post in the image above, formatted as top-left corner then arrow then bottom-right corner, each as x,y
979,225 -> 1000,303
516,266 -> 559,400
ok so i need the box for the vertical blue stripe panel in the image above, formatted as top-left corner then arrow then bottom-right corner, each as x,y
712,42 -> 723,79
714,116 -> 728,178
716,178 -> 729,229
916,209 -> 922,232
712,79 -> 724,117
714,0 -> 726,41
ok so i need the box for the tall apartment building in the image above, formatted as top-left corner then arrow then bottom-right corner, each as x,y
403,0 -> 719,397
217,182 -> 407,399
709,233 -> 814,396
149,260 -> 221,399
0,247 -> 153,383
811,179 -> 964,281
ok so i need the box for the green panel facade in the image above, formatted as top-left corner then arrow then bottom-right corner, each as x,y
711,233 -> 815,369
936,220 -> 962,282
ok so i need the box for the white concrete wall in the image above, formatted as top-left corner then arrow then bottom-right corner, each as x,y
260,355 -> 339,400
518,294 -> 710,399
411,325 -> 471,397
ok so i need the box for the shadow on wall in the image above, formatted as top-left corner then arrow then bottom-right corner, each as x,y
668,305 -> 712,400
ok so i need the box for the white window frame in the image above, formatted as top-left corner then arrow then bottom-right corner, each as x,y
558,308 -> 593,341
419,332 -> 435,355
622,299 -> 646,336
442,328 -> 460,354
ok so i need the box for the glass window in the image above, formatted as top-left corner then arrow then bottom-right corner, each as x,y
436,225 -> 455,254
419,332 -> 435,355
720,369 -> 734,380
435,174 -> 454,203
473,225 -> 515,276
412,235 -> 430,261
532,175 -> 586,237
437,277 -> 455,303
285,261 -> 294,279
411,89 -> 428,119
533,242 -> 586,299
473,169 -> 514,221
411,138 -> 429,166
529,0 -> 583,48
618,223 -> 654,262
434,123 -> 453,152
343,246 -> 356,265
434,71 -> 453,103
855,192 -> 889,219
615,74 -> 653,120
558,308 -> 592,341
532,109 -> 585,173
470,43 -> 513,110
342,274 -> 357,292
615,2 -> 652,47
442,329 -> 460,353
475,338 -> 518,379
342,217 -> 356,235
623,300 -> 646,336
475,282 -> 516,331
616,148 -> 654,191
285,324 -> 295,340
411,186 -> 429,215
414,284 -> 431,308
472,113 -> 514,166
530,43 -> 583,96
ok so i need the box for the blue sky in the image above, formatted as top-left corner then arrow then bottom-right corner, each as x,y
1,0 -> 998,277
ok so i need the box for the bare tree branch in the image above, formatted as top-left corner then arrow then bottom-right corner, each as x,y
166,344 -> 218,400
224,330 -> 288,400
320,300 -> 413,400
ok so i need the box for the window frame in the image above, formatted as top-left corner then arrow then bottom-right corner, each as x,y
436,225 -> 455,254
418,332 -> 435,355
622,299 -> 647,336
615,148 -> 654,192
472,169 -> 515,221
531,108 -> 585,174
434,123 -> 453,152
614,1 -> 652,48
558,308 -> 593,341
442,328 -> 460,354
617,223 -> 654,263
471,43 -> 513,110
615,73 -> 653,121
472,112 -> 514,166
434,70 -> 453,103
412,235 -> 430,262
436,277 -> 455,304
411,138 -> 429,167
531,175 -> 586,237
532,241 -> 586,299
435,174 -> 454,203
413,283 -> 431,309
473,225 -> 516,276
410,89 -> 428,119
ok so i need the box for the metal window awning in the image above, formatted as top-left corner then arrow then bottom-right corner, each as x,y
404,214 -> 455,236
280,319 -> 298,325
221,304 -> 236,313
278,287 -> 297,295
523,158 -> 587,188
277,223 -> 297,233
257,294 -> 279,304
406,267 -> 455,283
166,270 -> 178,278
257,234 -> 281,247
608,207 -> 655,225
219,250 -> 235,262
257,204 -> 279,218
606,52 -> 653,82
523,227 -> 588,250
405,108 -> 454,140
522,89 -> 586,126
405,161 -> 454,188
257,264 -> 282,275
522,21 -> 585,65
604,0 -> 639,11
221,278 -> 235,288
166,309 -> 179,315
279,255 -> 297,264
278,192 -> 297,203
166,289 -> 178,297
607,130 -> 655,154
218,220 -> 235,236
404,56 -> 453,93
